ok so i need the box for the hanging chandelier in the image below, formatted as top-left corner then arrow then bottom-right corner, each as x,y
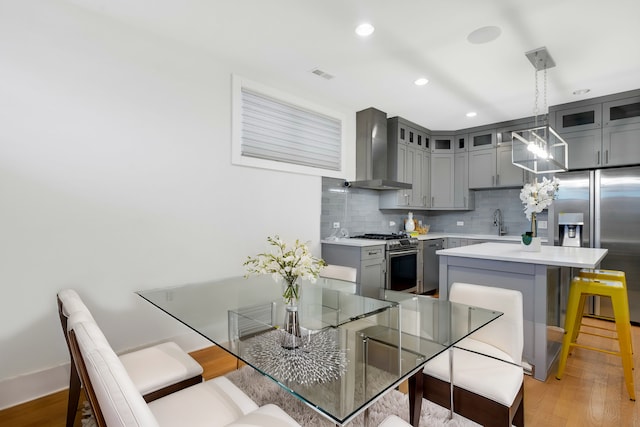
512,47 -> 568,174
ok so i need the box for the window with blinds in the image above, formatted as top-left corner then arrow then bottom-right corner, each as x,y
232,75 -> 345,177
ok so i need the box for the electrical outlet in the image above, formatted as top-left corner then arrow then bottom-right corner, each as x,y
333,222 -> 340,229
538,220 -> 548,229
457,221 -> 464,226
389,221 -> 396,227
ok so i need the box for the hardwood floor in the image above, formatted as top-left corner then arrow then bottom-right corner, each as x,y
1,319 -> 637,426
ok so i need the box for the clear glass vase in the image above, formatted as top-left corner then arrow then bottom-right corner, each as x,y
531,212 -> 538,237
281,281 -> 301,349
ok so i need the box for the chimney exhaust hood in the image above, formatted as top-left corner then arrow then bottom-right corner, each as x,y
347,107 -> 412,190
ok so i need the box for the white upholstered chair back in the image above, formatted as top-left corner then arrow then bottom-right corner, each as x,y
449,282 -> 524,364
70,318 -> 160,427
319,264 -> 357,282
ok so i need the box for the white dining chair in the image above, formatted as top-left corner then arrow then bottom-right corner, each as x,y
57,289 -> 204,427
319,264 -> 358,295
319,264 -> 357,282
68,316 -> 301,427
411,282 -> 525,427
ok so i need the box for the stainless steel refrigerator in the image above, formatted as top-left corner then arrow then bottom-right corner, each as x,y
550,166 -> 640,324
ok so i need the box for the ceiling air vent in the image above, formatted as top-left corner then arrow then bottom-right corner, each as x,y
311,68 -> 335,80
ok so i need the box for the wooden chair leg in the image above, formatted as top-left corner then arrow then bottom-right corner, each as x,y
66,362 -> 82,427
408,371 -> 423,427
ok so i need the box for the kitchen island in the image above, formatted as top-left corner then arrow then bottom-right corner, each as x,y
437,242 -> 608,381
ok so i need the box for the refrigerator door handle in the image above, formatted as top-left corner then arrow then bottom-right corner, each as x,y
590,169 -> 601,248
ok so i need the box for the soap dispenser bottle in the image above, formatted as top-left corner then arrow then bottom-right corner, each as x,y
405,212 -> 415,232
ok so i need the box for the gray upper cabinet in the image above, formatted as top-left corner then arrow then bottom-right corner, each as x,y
430,153 -> 454,208
554,104 -> 602,133
552,91 -> 640,170
431,134 -> 454,153
602,96 -> 640,167
468,142 -> 522,189
380,117 -> 430,209
563,129 -> 602,169
454,134 -> 468,153
469,130 -> 497,151
468,147 -> 496,188
496,145 -> 525,187
603,122 -> 640,167
554,103 -> 603,169
603,96 -> 640,127
454,151 -> 472,209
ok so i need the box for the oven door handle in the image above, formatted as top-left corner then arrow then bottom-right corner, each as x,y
388,249 -> 419,256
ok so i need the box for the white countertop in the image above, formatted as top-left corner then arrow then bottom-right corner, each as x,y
414,232 -> 537,242
437,242 -> 608,269
321,238 -> 387,247
321,232 -> 544,247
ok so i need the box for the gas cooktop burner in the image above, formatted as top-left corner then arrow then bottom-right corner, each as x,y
351,233 -> 419,251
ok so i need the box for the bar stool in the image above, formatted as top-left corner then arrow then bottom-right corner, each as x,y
575,269 -> 633,350
556,275 -> 635,401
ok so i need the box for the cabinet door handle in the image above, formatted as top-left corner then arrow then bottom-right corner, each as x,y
496,174 -> 500,186
597,151 -> 601,165
431,196 -> 435,206
492,175 -> 495,186
605,150 -> 609,164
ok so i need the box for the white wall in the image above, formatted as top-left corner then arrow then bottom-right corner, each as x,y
0,1 -> 354,406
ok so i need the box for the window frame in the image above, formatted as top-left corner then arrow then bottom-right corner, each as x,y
231,74 -> 346,178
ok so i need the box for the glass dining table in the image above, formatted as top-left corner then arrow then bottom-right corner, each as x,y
137,276 -> 502,426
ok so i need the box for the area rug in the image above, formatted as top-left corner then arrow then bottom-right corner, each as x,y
225,366 -> 480,426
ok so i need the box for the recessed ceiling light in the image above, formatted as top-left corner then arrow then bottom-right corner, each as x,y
414,77 -> 429,86
355,23 -> 375,37
466,112 -> 477,118
467,26 -> 501,44
573,88 -> 591,95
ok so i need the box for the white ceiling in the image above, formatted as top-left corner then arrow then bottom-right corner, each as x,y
69,0 -> 640,130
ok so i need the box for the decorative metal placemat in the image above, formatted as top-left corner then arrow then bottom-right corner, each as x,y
243,328 -> 347,385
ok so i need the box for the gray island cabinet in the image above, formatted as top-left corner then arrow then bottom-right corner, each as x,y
437,242 -> 608,381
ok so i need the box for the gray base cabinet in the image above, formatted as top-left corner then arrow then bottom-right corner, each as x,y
321,243 -> 385,298
422,239 -> 444,293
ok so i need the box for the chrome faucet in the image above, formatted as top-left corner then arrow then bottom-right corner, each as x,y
493,209 -> 507,236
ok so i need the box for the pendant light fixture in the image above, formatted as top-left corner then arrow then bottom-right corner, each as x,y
512,47 -> 568,174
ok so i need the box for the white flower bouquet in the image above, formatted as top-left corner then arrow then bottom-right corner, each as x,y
519,177 -> 559,238
244,235 -> 327,304
519,176 -> 560,220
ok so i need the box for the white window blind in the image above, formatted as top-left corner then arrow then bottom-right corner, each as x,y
240,88 -> 342,171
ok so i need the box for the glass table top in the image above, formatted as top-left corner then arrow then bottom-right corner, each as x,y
137,277 -> 502,425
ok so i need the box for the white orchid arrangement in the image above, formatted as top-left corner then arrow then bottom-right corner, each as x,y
244,235 -> 327,304
519,176 -> 560,221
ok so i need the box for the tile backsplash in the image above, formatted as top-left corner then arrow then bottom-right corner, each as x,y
321,177 -> 547,239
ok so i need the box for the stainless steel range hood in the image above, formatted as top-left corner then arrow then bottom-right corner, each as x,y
348,107 -> 412,190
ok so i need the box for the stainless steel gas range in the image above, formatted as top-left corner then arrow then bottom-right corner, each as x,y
351,233 -> 422,294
